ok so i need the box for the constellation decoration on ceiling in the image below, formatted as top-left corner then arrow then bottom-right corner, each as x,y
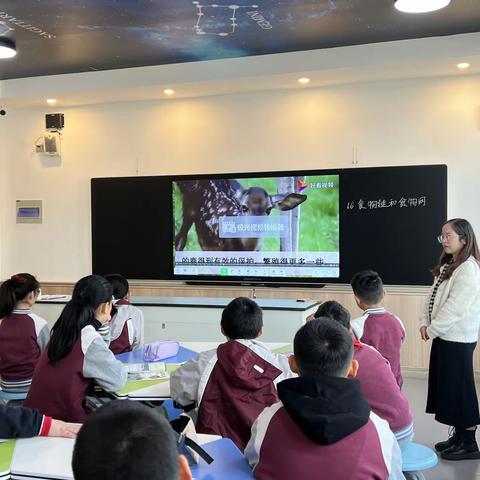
0,20 -> 13,36
193,1 -> 260,37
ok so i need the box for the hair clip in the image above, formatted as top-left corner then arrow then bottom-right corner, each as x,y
11,274 -> 27,283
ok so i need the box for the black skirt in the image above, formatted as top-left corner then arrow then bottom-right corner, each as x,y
426,337 -> 480,428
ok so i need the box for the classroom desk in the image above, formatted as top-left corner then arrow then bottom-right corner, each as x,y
190,438 -> 253,479
113,342 -> 290,401
2,435 -> 253,479
113,345 -> 199,401
35,296 -> 318,343
0,441 -> 14,480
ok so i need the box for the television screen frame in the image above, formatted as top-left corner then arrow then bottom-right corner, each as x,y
171,167 -> 343,287
91,164 -> 446,287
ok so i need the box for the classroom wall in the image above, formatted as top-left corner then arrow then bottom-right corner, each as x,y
0,73 -> 480,281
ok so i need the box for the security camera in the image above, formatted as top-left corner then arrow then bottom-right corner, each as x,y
0,110 -> 6,116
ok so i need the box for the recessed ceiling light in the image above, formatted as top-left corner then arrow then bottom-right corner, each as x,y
163,89 -> 175,95
46,98 -> 57,105
457,62 -> 470,70
394,0 -> 450,13
0,38 -> 16,59
298,77 -> 310,85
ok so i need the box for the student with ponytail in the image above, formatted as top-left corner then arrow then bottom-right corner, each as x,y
104,273 -> 144,354
0,273 -> 49,392
24,275 -> 127,423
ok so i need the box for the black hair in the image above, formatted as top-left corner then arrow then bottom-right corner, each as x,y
72,400 -> 179,480
350,270 -> 384,305
48,275 -> 112,365
294,318 -> 353,378
0,273 -> 40,319
104,274 -> 129,299
314,300 -> 351,329
220,297 -> 263,340
104,273 -> 129,319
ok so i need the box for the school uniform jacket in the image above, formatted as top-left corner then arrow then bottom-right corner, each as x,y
109,299 -> 144,354
354,339 -> 412,433
351,308 -> 405,388
24,324 -> 127,423
170,339 -> 295,451
420,256 -> 480,343
245,376 -> 405,480
0,309 -> 50,391
0,404 -> 52,439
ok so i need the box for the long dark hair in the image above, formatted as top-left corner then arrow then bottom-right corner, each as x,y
0,273 -> 40,319
432,218 -> 480,280
48,275 -> 113,365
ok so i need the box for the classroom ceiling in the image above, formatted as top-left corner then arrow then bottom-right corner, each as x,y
0,1 -> 479,81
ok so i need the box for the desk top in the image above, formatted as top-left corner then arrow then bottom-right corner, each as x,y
116,345 -> 198,365
4,436 -> 252,480
190,438 -> 253,479
0,440 -> 14,480
38,295 -> 318,311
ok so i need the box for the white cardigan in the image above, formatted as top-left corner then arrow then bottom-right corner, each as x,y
420,256 -> 480,343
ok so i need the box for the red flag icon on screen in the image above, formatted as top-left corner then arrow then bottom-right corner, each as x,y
298,180 -> 308,192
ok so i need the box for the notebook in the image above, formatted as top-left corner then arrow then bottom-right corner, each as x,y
125,362 -> 169,380
11,437 -> 74,480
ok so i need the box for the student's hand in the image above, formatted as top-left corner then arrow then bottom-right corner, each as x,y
420,326 -> 430,342
48,419 -> 82,439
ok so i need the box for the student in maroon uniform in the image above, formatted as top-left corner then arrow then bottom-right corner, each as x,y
170,297 -> 294,451
24,275 -> 127,422
72,401 -> 192,480
0,404 -> 80,439
350,270 -> 406,388
245,318 -> 404,480
314,301 -> 414,449
0,273 -> 49,392
104,274 -> 144,354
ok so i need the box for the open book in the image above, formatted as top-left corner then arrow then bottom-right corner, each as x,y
125,362 -> 169,380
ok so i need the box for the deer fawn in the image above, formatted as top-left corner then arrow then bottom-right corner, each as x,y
175,180 -> 306,251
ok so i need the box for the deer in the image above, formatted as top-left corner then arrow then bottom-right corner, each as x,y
175,179 -> 307,251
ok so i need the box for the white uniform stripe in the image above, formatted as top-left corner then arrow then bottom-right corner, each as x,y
244,401 -> 283,469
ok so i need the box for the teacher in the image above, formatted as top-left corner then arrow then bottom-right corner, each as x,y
420,218 -> 480,461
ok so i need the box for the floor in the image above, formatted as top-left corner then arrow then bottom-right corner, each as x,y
404,377 -> 480,479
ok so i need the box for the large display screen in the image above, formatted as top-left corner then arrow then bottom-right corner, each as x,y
173,174 -> 340,280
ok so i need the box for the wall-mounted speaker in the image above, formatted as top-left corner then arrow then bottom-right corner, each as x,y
46,113 -> 64,130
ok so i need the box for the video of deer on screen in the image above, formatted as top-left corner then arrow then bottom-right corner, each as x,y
174,179 -> 307,252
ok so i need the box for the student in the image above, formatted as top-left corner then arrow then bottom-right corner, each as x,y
0,273 -> 49,392
170,296 -> 294,451
72,400 -> 192,480
314,300 -> 414,449
104,274 -> 144,354
0,404 -> 80,439
245,318 -> 404,480
350,270 -> 406,388
24,275 -> 127,422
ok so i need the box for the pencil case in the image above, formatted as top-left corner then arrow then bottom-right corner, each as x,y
144,340 -> 180,361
